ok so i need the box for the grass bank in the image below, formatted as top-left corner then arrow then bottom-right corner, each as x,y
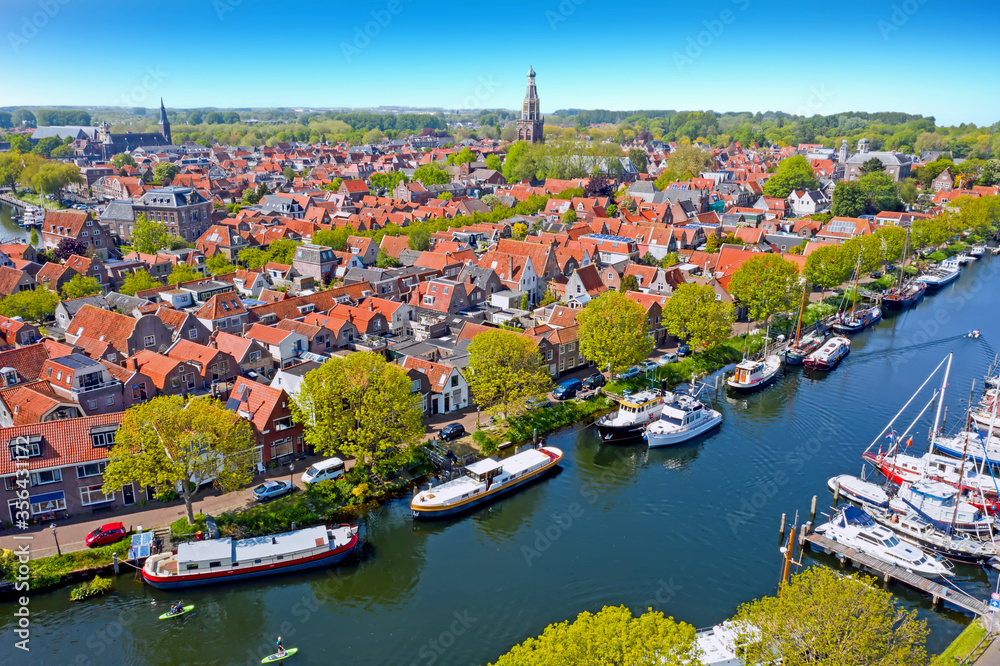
1,538 -> 131,590
931,619 -> 989,665
15,191 -> 65,210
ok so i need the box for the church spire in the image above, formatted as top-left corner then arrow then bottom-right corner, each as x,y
159,98 -> 172,145
517,67 -> 543,144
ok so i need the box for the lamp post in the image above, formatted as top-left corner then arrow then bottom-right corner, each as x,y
50,522 -> 61,556
289,463 -> 294,490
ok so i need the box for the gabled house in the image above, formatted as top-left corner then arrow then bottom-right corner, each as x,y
165,339 -> 238,389
210,330 -> 274,380
65,305 -> 173,358
401,356 -> 469,414
194,292 -> 249,334
227,377 -> 304,468
245,324 -> 308,369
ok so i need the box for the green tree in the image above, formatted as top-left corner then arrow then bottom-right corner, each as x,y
728,254 -> 800,323
830,181 -> 868,218
238,247 -> 271,270
561,209 -> 578,223
489,605 -> 701,666
102,396 -> 256,524
407,225 -> 431,251
705,234 -> 719,253
314,226 -> 351,251
762,155 -> 819,198
661,252 -> 680,267
620,274 -> 640,292
282,166 -> 296,181
577,291 -> 654,376
733,567 -> 927,666
267,238 -> 300,264
803,244 -> 849,297
130,214 -> 186,254
50,145 -> 73,158
859,157 -> 885,175
413,164 -> 450,185
467,330 -> 552,420
362,128 -> 385,144
0,287 -> 59,322
7,135 -> 32,154
376,249 -> 401,268
627,148 -> 648,173
32,137 -> 63,158
206,252 -> 236,275
511,222 -> 528,240
62,274 -> 102,300
119,269 -> 161,296
290,352 -> 423,471
665,145 -> 715,178
241,188 -> 260,204
368,171 -> 406,193
153,162 -> 179,182
661,283 -> 735,351
485,154 -> 503,172
437,192 -> 453,201
168,263 -> 201,285
858,171 -> 902,213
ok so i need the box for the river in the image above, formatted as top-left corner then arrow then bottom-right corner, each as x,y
0,202 -> 31,245
5,252 -> 1000,665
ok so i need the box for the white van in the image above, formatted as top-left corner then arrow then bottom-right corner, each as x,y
300,457 -> 346,485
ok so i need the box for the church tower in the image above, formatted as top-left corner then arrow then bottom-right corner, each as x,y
159,98 -> 172,145
838,139 -> 848,163
516,67 -> 544,144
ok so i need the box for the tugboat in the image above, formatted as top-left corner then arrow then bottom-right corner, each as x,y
594,388 -> 667,444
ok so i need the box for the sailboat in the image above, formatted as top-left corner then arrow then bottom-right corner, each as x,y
832,253 -> 881,334
726,327 -> 781,391
782,281 -> 827,365
883,229 -> 926,310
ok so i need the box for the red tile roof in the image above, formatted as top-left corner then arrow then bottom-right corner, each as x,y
0,412 -> 125,475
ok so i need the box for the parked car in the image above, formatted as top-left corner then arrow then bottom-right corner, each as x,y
582,372 -> 606,389
525,397 -> 552,410
301,457 -> 346,485
640,360 -> 659,373
658,353 -> 678,365
438,423 -> 466,441
552,378 -> 583,400
870,271 -> 882,279
618,366 -> 642,380
677,345 -> 691,358
252,480 -> 294,502
86,522 -> 127,548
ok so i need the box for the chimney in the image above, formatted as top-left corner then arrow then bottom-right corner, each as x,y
507,255 -> 513,280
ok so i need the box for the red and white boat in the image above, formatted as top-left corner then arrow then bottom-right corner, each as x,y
804,336 -> 850,370
862,450 -> 999,514
142,524 -> 359,589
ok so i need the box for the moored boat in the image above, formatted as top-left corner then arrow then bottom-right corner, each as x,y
410,445 -> 563,519
726,355 -> 781,391
142,524 -> 359,589
970,245 -> 986,259
868,509 -> 997,563
915,258 -> 961,291
882,280 -> 927,310
804,336 -> 850,370
594,388 -> 667,444
863,449 -> 999,513
643,391 -> 722,448
831,305 -> 882,334
890,480 -> 993,536
782,330 -> 826,365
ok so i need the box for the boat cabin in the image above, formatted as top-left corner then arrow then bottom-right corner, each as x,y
660,400 -> 704,428
732,360 -> 765,385
611,389 -> 665,421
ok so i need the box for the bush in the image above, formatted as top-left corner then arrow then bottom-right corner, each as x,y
70,575 -> 112,601
928,251 -> 947,263
507,396 -> 613,443
472,430 -> 500,455
4,539 -> 132,589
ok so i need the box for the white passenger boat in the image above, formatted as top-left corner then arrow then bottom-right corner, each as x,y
643,392 -> 722,447
410,445 -> 563,519
803,336 -> 850,370
726,355 -> 781,392
970,245 -> 986,259
814,506 -> 953,578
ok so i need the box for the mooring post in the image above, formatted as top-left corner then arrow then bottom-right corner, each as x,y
778,513 -> 786,546
810,495 -> 817,524
113,552 -> 119,575
832,481 -> 840,508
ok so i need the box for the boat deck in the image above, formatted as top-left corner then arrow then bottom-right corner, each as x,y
804,532 -> 986,616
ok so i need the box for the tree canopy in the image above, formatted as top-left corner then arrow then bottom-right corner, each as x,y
119,269 -> 161,296
578,291 -> 654,376
662,283 -> 735,350
467,330 -> 552,420
129,214 -> 187,254
62,274 -> 102,300
0,287 -> 59,323
762,155 -> 819,198
413,164 -> 451,186
728,254 -> 801,323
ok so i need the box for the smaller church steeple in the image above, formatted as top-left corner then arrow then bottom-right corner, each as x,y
159,98 -> 172,145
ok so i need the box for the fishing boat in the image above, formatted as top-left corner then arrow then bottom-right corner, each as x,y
916,258 -> 961,292
141,524 -> 359,589
726,355 -> 781,391
410,445 -> 563,519
868,509 -> 997,563
643,390 -> 722,448
970,245 -> 986,259
594,388 -> 667,444
814,506 -> 953,578
882,280 -> 927,310
803,336 -> 850,370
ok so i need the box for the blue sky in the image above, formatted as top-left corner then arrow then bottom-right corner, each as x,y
2,0 -> 997,126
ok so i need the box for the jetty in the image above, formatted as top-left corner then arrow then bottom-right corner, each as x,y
0,191 -> 33,211
802,529 -> 987,616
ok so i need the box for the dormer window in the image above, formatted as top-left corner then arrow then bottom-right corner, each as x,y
9,435 -> 42,460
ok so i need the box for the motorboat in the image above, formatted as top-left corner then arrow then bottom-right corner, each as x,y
891,480 -> 993,537
804,336 -> 850,370
814,506 -> 953,578
594,388 -> 668,444
829,473 -> 889,508
726,355 -> 781,392
970,245 -> 986,259
881,280 -> 927,310
956,252 -> 973,265
410,445 -> 563,519
868,509 -> 997,563
831,306 -> 881,334
934,430 -> 1000,468
863,449 -> 999,512
643,392 -> 722,448
916,258 -> 960,292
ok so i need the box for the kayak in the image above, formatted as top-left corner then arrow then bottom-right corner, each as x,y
262,648 -> 298,663
158,605 -> 194,620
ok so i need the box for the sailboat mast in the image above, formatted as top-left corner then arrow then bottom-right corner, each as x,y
949,380 -> 976,536
850,253 -> 861,317
930,352 -> 953,450
793,281 -> 808,347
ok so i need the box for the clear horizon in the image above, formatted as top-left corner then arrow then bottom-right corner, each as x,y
2,0 -> 998,127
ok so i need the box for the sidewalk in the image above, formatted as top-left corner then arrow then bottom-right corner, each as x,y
0,455 -> 326,559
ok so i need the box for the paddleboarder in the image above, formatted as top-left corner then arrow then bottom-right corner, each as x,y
170,601 -> 184,616
275,637 -> 285,658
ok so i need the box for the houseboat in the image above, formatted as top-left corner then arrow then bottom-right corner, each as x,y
916,258 -> 960,291
141,524 -> 359,589
594,388 -> 667,444
410,445 -> 563,519
726,355 -> 780,392
803,336 -> 850,370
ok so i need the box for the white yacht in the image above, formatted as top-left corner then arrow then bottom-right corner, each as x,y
868,510 -> 997,563
916,257 -> 961,291
970,245 -> 986,259
890,481 -> 992,536
814,506 -> 953,578
643,392 -> 722,448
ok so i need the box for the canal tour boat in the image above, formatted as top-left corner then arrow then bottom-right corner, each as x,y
594,388 -> 667,444
916,258 -> 961,292
803,336 -> 850,370
868,509 -> 997,563
142,524 -> 359,589
814,506 -> 954,578
643,391 -> 722,448
726,355 -> 781,392
410,445 -> 563,519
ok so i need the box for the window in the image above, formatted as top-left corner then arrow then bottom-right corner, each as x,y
87,400 -> 98,410
77,461 -> 107,478
144,335 -> 155,347
170,377 -> 180,389
450,375 -> 458,387
273,416 -> 294,431
30,492 -> 65,515
188,328 -> 199,340
249,351 -> 261,363
30,469 -> 62,486
220,361 -> 229,373
9,436 -> 41,459
80,484 -> 114,506
270,437 -> 293,459
546,350 -> 553,361
105,396 -> 115,407
91,429 -> 116,447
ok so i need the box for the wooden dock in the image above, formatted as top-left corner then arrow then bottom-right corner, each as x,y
803,532 -> 987,616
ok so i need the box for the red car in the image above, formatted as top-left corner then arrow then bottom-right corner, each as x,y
85,522 -> 127,548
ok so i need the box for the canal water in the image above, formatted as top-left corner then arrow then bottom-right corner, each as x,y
5,254 -> 1000,665
0,202 -> 31,245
